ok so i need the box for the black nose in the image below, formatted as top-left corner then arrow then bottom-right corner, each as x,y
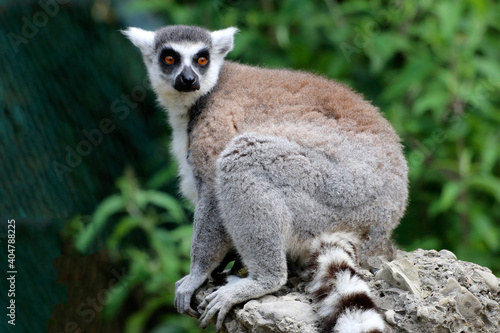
181,74 -> 196,85
174,66 -> 200,92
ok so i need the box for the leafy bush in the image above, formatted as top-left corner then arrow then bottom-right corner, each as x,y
75,169 -> 203,332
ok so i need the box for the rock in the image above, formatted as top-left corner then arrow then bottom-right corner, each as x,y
375,258 -> 422,298
237,296 -> 318,333
439,249 -> 457,260
194,249 -> 500,333
370,249 -> 500,332
385,309 -> 397,325
475,269 -> 500,293
440,277 -> 483,320
456,287 -> 482,319
440,277 -> 462,295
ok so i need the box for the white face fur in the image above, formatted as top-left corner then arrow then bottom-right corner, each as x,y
123,26 -> 238,204
123,26 -> 238,114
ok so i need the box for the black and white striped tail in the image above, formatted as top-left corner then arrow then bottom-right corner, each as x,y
306,232 -> 387,333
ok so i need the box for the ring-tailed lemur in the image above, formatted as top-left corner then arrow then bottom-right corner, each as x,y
124,25 -> 408,333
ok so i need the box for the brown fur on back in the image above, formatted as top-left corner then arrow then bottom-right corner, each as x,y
188,61 -> 404,185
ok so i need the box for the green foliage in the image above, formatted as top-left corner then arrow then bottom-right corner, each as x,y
75,169 -> 202,332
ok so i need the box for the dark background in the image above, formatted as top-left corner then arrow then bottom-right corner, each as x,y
1,0 -> 499,332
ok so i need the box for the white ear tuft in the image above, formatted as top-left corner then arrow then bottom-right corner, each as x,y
122,27 -> 155,54
211,27 -> 238,57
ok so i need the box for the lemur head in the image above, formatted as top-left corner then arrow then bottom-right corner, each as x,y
123,25 -> 237,109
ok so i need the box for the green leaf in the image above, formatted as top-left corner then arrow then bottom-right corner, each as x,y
144,190 -> 186,223
429,181 -> 463,216
458,148 -> 472,178
126,249 -> 152,282
145,163 -> 178,189
436,1 -> 463,41
467,175 -> 500,202
479,131 -> 500,173
108,216 -> 142,257
150,230 -> 181,283
472,57 -> 500,79
382,58 -> 434,101
413,88 -> 450,117
471,212 -> 500,251
76,195 -> 124,252
102,277 -> 132,319
125,295 -> 171,333
369,33 -> 409,73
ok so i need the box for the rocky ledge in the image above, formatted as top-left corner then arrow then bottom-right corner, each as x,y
195,249 -> 500,333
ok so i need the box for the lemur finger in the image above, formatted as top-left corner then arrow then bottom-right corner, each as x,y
199,306 -> 218,329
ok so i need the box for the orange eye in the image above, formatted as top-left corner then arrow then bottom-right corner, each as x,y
197,57 -> 208,66
164,56 -> 175,65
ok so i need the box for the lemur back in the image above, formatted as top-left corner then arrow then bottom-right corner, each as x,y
189,62 -> 407,241
125,25 -> 408,333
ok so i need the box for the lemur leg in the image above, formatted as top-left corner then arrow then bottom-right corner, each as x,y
360,224 -> 397,264
175,192 -> 231,318
199,134 -> 296,331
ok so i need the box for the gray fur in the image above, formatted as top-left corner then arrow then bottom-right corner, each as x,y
154,25 -> 212,51
124,25 -> 408,333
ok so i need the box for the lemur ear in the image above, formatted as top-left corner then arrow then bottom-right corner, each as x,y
122,27 -> 155,54
211,27 -> 238,57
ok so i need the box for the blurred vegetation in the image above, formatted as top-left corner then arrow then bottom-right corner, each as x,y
74,168 -> 200,332
54,0 -> 500,332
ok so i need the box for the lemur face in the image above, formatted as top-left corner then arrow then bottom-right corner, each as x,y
124,25 -> 237,103
157,43 -> 210,92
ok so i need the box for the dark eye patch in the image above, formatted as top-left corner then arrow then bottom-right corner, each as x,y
194,48 -> 210,73
194,48 -> 210,60
159,48 -> 181,73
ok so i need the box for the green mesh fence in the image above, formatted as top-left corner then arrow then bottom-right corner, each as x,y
0,1 -> 170,332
